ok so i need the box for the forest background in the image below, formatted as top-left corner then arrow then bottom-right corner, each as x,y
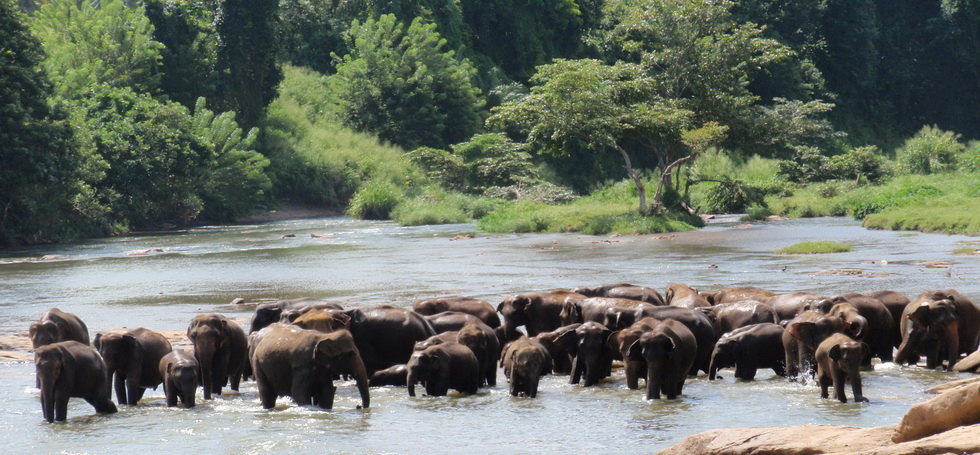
3,0 -> 979,246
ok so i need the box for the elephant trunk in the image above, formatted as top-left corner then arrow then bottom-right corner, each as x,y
945,322 -> 960,370
351,355 -> 370,409
178,370 -> 197,408
708,359 -> 720,381
581,351 -> 603,387
407,370 -> 418,397
194,339 -> 217,400
646,360 -> 665,400
39,370 -> 57,423
894,329 -> 922,365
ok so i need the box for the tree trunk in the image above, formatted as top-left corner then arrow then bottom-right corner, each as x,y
614,144 -> 647,213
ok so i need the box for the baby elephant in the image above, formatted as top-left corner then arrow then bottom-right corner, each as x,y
815,333 -> 870,403
35,341 -> 118,422
159,349 -> 199,408
501,337 -> 552,398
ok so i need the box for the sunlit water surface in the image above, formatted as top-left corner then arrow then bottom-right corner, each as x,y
1,216 -> 977,453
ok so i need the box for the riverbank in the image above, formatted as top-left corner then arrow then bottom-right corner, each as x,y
658,376 -> 980,454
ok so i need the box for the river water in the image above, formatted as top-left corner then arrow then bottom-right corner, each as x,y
1,216 -> 977,454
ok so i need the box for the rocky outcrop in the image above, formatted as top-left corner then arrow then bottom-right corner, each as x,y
658,381 -> 980,455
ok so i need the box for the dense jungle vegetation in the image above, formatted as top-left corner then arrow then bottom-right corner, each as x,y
3,0 -> 980,246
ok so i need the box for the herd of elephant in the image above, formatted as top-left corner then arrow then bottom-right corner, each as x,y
27,282 -> 980,422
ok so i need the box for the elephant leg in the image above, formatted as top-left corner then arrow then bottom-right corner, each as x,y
229,370 -> 242,392
819,372 -> 831,399
486,365 -> 496,387
314,382 -> 336,410
833,368 -> 847,402
528,375 -> 540,398
625,361 -> 640,389
291,375 -> 312,407
86,395 -> 118,415
128,386 -> 146,405
55,389 -> 69,422
113,373 -> 128,405
254,368 -> 277,410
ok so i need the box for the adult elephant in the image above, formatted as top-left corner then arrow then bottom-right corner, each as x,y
407,341 -> 481,397
252,324 -> 369,410
34,341 -> 117,422
158,349 -> 198,408
782,311 -> 850,378
554,322 -> 613,386
664,283 -> 711,309
627,319 -> 697,400
497,290 -> 586,341
501,337 -> 551,398
699,300 -> 777,335
249,298 -> 344,334
457,322 -> 500,386
866,289 -> 911,348
608,317 -> 660,389
821,294 -> 894,364
412,296 -> 501,328
702,286 -> 776,305
339,305 -> 436,375
572,283 -> 666,306
644,306 -> 716,376
895,290 -> 980,370
559,297 -> 659,330
765,292 -> 827,324
423,311 -> 484,333
29,308 -> 90,349
709,323 -> 786,380
292,309 -> 350,333
187,314 -> 248,400
94,328 -> 172,405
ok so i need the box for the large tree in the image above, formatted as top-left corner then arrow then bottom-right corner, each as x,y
330,14 -> 484,150
0,0 -> 81,244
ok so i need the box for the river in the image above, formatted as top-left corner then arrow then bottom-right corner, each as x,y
1,216 -> 977,454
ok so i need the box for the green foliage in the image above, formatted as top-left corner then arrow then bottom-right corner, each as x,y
863,198 -> 980,235
828,145 -> 890,183
390,187 -> 500,226
775,241 -> 853,254
960,141 -> 980,173
346,181 -> 402,220
31,0 -> 164,98
483,182 -> 578,204
144,0 -> 218,108
330,14 -> 484,150
190,98 -> 272,221
0,0 -> 84,243
700,179 -> 767,214
777,145 -> 888,184
407,147 -> 467,191
213,0 -> 283,128
896,126 -> 964,175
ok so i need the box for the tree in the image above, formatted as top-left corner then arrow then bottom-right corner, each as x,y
213,0 -> 282,129
0,0 -> 81,244
330,14 -> 484,150
489,59 -> 697,213
144,0 -> 219,109
30,0 -> 164,98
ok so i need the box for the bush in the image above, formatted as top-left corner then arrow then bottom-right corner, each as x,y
896,125 -> 963,175
960,141 -> 980,173
346,181 -> 402,219
828,145 -> 890,183
483,181 -> 578,204
700,179 -> 767,213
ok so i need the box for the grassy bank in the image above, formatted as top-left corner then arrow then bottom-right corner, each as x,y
767,173 -> 980,235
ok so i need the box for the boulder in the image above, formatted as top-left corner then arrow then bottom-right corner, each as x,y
952,350 -> 980,373
892,382 -> 980,443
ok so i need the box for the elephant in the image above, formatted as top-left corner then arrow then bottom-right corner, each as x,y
698,300 -> 778,335
765,292 -> 827,323
187,314 -> 248,400
702,286 -> 776,305
423,311 -> 484,333
497,290 -> 587,342
554,321 -> 614,386
608,317 -> 661,389
94,327 -> 173,405
819,294 -> 894,364
664,283 -> 711,309
339,305 -> 437,375
708,323 -> 786,380
500,337 -> 551,398
249,298 -> 344,334
369,364 -> 408,386
815,333 -> 870,403
895,290 -> 980,370
782,311 -> 850,379
644,306 -> 717,375
558,297 -> 659,330
572,283 -> 666,306
158,349 -> 198,408
530,323 -> 581,375
252,323 -> 369,409
34,340 -> 117,422
412,296 -> 501,328
866,289 -> 911,348
407,341 -> 481,397
457,322 -> 500,386
627,318 -> 697,400
292,308 -> 351,333
29,308 -> 90,349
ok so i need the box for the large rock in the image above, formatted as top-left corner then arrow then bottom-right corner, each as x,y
892,382 -> 980,443
952,350 -> 980,373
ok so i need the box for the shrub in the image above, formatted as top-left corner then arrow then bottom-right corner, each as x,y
896,125 -> 963,175
960,141 -> 980,173
700,179 -> 766,213
346,181 -> 401,220
828,145 -> 889,183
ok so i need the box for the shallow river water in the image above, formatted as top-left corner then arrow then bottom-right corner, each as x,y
1,216 -> 978,454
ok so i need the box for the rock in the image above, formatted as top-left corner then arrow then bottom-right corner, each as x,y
952,350 -> 980,373
892,382 -> 980,443
39,254 -> 67,261
230,298 -> 246,305
125,248 -> 164,256
871,423 -> 980,454
310,233 -> 334,238
281,234 -> 296,239
656,424 -> 892,455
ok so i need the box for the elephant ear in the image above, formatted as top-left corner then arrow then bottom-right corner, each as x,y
606,331 -> 621,352
554,330 -> 578,356
790,321 -> 820,349
93,332 -> 104,350
560,298 -> 581,323
907,304 -> 932,328
626,340 -> 644,361
828,344 -> 843,361
125,334 -> 143,364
